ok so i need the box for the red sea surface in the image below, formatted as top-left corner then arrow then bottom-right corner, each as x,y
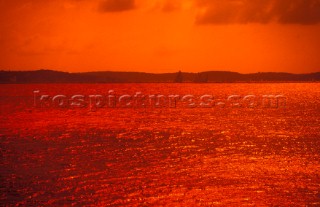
0,83 -> 319,206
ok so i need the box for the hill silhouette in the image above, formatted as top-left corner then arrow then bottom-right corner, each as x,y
0,70 -> 319,83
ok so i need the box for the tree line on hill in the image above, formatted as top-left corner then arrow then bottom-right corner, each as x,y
0,69 -> 319,83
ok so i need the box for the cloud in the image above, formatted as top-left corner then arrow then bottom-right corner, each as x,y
98,0 -> 135,12
195,0 -> 320,25
159,0 -> 183,12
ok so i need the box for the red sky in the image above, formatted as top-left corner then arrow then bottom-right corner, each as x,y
1,0 -> 320,73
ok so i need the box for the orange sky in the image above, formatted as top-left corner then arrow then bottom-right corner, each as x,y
1,0 -> 320,73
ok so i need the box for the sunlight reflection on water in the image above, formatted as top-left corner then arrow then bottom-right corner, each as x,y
0,83 -> 319,206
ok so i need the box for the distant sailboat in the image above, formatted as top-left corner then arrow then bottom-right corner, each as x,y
194,72 -> 208,83
174,71 -> 183,83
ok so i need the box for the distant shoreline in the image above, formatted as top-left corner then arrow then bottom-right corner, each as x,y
1,70 -> 319,84
1,81 -> 320,85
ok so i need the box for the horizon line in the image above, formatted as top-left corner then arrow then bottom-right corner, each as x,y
1,69 -> 319,75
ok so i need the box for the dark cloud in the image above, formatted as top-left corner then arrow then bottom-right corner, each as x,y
161,0 -> 182,13
98,0 -> 135,12
196,0 -> 320,25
